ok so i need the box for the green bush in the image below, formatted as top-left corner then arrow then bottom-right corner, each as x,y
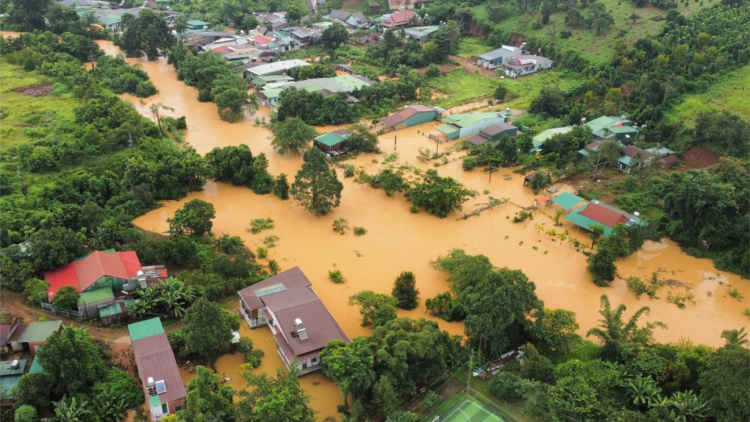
329,269 -> 345,283
256,247 -> 268,259
462,157 -> 479,170
14,405 -> 37,422
135,81 -> 157,98
354,227 -> 367,236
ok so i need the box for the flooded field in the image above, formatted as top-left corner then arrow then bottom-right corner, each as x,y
9,36 -> 746,420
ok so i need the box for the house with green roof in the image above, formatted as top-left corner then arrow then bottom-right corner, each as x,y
314,129 -> 351,153
531,126 -> 574,151
10,321 -> 62,356
551,192 -> 585,213
0,359 -> 27,405
436,111 -> 510,140
187,19 -> 211,30
583,116 -> 639,141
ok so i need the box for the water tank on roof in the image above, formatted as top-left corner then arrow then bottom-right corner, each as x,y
137,270 -> 144,276
147,377 -> 155,386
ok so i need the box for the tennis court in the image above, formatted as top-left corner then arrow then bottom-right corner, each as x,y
434,395 -> 506,422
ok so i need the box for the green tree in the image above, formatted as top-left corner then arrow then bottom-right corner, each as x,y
408,170 -> 472,218
541,1 -> 556,24
529,86 -> 566,117
624,374 -> 662,410
346,123 -> 380,153
23,278 -> 50,304
321,22 -> 349,56
586,295 -> 664,361
372,375 -> 401,416
389,411 -> 418,422
271,117 -> 317,155
236,366 -> 315,422
168,199 -> 216,236
548,376 -> 600,421
9,0 -> 50,31
28,227 -> 85,271
535,308 -> 580,353
586,247 -> 616,287
290,148 -> 343,216
273,174 -> 290,200
51,396 -> 91,422
391,271 -> 420,310
182,366 -> 235,422
182,298 -> 235,365
37,325 -> 107,397
461,268 -> 544,357
319,338 -> 376,408
14,404 -> 37,422
698,329 -> 750,422
494,85 -> 508,102
348,290 -> 398,326
52,286 -> 79,310
121,9 -> 175,60
12,374 -> 51,411
422,390 -> 441,411
371,303 -> 398,328
286,5 -> 304,23
425,63 -> 441,78
173,14 -> 189,37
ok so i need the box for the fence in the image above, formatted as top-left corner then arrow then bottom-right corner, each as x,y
40,302 -> 83,319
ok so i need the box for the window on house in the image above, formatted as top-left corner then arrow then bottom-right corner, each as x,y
175,406 -> 182,412
161,403 -> 169,414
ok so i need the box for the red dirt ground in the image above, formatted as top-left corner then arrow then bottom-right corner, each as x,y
682,145 -> 722,169
14,83 -> 53,97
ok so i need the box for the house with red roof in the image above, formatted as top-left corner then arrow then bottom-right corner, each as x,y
43,250 -> 167,321
380,9 -> 416,27
564,200 -> 646,237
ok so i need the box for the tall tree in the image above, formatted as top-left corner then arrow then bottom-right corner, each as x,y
407,170 -> 472,218
121,9 -> 175,60
698,329 -> 750,422
168,199 -> 216,236
586,247 -> 616,287
348,290 -> 398,326
321,22 -> 349,56
236,366 -> 315,422
183,366 -> 236,422
319,338 -> 376,408
290,148 -> 343,216
9,0 -> 50,31
586,295 -> 664,361
271,117 -> 317,155
182,298 -> 235,365
391,271 -> 420,310
460,268 -> 544,357
534,308 -> 580,353
37,325 -> 107,397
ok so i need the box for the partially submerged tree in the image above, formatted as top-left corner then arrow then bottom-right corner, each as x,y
391,271 -> 420,310
168,199 -> 216,236
182,297 -> 236,365
348,290 -> 398,326
271,117 -> 317,155
290,148 -> 343,216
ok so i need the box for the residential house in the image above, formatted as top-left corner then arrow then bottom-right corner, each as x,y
551,192 -> 585,213
379,9 -> 416,28
0,318 -> 21,354
379,104 -> 442,131
583,116 -> 639,141
388,0 -> 433,10
246,59 -> 310,80
257,75 -> 375,110
187,19 -> 211,30
282,26 -> 322,47
404,25 -> 440,43
436,111 -> 510,140
501,55 -> 553,77
531,126 -> 573,152
129,318 -> 186,421
465,122 -> 518,146
237,267 -> 350,375
617,145 -> 652,174
476,45 -> 523,69
358,32 -> 382,46
314,129 -> 351,153
6,321 -> 62,356
325,10 -> 371,30
534,195 -> 552,208
564,200 -> 645,237
93,8 -> 143,32
646,146 -> 678,167
43,250 -> 167,320
0,359 -> 27,406
252,74 -> 295,88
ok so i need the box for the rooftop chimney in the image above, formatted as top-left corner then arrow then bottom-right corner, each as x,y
295,318 -> 308,341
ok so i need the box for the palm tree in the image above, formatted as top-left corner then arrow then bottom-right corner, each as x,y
669,390 -> 708,422
534,224 -> 545,235
545,229 -> 558,242
720,326 -> 748,348
586,295 -> 665,351
624,374 -> 662,410
86,226 -> 110,250
52,396 -> 92,422
157,277 -> 197,318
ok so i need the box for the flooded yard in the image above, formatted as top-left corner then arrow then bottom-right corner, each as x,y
100,39 -> 750,420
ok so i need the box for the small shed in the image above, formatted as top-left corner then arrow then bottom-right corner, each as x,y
187,20 -> 211,30
77,287 -> 115,320
314,129 -> 351,152
552,192 -> 584,213
534,195 -> 551,208
12,321 -> 62,356
379,105 -> 438,131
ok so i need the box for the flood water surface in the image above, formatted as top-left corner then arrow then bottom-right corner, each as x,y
91,39 -> 750,420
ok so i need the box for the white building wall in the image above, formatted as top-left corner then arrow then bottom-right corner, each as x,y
459,117 -> 508,139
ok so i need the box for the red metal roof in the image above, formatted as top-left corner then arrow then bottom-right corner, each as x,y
44,251 -> 142,300
579,202 -> 630,228
254,35 -> 271,44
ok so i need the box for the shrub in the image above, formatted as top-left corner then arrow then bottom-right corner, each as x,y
332,218 -> 349,235
354,227 -> 367,236
249,218 -> 274,233
329,269 -> 345,283
14,405 -> 37,422
463,157 -> 479,170
626,276 -> 647,298
343,164 -> 355,177
256,247 -> 268,259
52,286 -> 79,310
513,211 -> 533,223
135,81 -> 157,98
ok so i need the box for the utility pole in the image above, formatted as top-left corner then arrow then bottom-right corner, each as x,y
466,349 -> 475,394
394,135 -> 397,150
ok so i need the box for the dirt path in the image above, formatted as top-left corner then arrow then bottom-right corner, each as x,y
450,55 -> 497,78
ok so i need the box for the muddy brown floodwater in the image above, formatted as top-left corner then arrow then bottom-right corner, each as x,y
95,40 -> 749,419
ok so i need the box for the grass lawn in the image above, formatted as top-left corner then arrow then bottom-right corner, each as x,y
665,64 -> 750,125
458,37 -> 493,57
471,0 -> 715,65
0,63 -> 76,151
427,67 -> 584,110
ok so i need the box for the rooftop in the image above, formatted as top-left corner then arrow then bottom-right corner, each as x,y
248,59 -> 311,77
15,321 -> 62,344
44,250 -> 142,300
480,122 -> 517,136
77,287 -> 114,306
0,359 -> 26,377
315,130 -> 350,147
552,192 -> 584,211
532,126 -> 574,147
132,333 -> 186,406
478,45 -> 522,61
443,111 -> 508,128
379,105 -> 437,127
128,318 -> 165,342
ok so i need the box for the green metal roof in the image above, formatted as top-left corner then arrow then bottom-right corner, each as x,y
128,318 -> 164,341
586,116 -> 617,134
443,112 -> 504,128
149,394 -> 162,409
532,126 -> 574,147
564,204 -> 614,237
261,88 -> 285,99
16,321 -> 62,343
78,287 -> 114,306
187,20 -> 210,25
552,192 -> 584,211
436,125 -> 459,135
99,303 -> 123,318
0,359 -> 27,376
29,354 -> 43,374
332,75 -> 372,91
315,132 -> 348,147
0,375 -> 22,400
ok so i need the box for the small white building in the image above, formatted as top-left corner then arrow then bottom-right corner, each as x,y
502,55 -> 553,77
476,45 -> 523,69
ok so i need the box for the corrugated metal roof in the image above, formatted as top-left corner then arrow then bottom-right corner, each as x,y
128,318 -> 165,341
99,303 -> 123,318
565,204 -> 615,237
478,46 -> 521,61
532,126 -> 574,147
29,354 -> 43,374
0,359 -> 26,376
481,123 -> 517,136
15,321 -> 62,343
552,192 -> 584,211
315,132 -> 349,147
44,251 -> 142,300
579,202 -> 630,228
466,134 -> 490,145
132,333 -> 186,406
77,287 -> 114,306
1,375 -> 22,400
443,112 -> 504,128
436,125 -> 460,135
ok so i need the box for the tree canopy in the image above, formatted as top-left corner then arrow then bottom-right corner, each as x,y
290,148 -> 343,216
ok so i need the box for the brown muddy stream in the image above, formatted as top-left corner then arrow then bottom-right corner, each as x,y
91,40 -> 750,420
